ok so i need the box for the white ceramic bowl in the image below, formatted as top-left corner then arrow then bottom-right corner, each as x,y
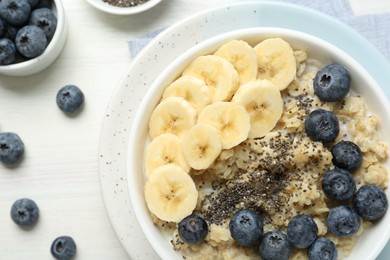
127,27 -> 390,260
0,0 -> 67,77
85,0 -> 162,15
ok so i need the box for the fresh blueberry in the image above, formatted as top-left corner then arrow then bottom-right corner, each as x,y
0,37 -> 16,65
178,214 -> 208,244
50,236 -> 77,260
35,0 -> 52,9
27,0 -> 39,7
304,109 -> 340,143
1,21 -> 18,41
56,85 -> 85,113
331,141 -> 362,172
287,214 -> 318,248
0,132 -> 24,164
353,184 -> 388,221
0,0 -> 31,26
258,231 -> 292,260
322,167 -> 356,201
10,198 -> 39,226
29,8 -> 57,39
307,237 -> 338,260
326,205 -> 360,238
313,64 -> 351,102
15,25 -> 47,58
229,209 -> 263,246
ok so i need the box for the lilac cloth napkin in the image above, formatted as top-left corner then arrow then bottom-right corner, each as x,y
128,0 -> 390,61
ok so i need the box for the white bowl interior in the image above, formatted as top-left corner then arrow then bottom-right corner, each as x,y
85,0 -> 162,15
127,27 -> 390,260
0,0 -> 67,77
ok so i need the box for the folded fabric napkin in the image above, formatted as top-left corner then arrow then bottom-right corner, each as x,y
128,0 -> 390,61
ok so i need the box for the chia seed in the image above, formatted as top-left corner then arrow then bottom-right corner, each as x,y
103,0 -> 150,7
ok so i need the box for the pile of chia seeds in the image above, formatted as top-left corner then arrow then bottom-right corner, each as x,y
103,0 -> 150,7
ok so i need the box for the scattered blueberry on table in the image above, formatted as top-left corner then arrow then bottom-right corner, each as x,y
229,208 -> 264,246
10,198 -> 39,226
178,214 -> 208,244
0,132 -> 24,165
56,85 -> 85,113
353,184 -> 388,221
50,236 -> 77,260
287,214 -> 318,249
322,167 -> 356,201
313,63 -> 351,102
307,236 -> 338,260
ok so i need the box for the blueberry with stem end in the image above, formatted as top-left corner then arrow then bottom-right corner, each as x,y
304,109 -> 340,143
331,141 -> 362,172
229,208 -> 264,246
287,214 -> 318,248
50,236 -> 77,260
353,184 -> 388,221
178,214 -> 208,244
0,0 -> 31,26
326,205 -> 360,238
0,132 -> 24,164
308,237 -> 338,260
15,25 -> 47,58
10,198 -> 39,226
56,85 -> 85,113
322,167 -> 356,201
29,7 -> 57,39
259,231 -> 292,260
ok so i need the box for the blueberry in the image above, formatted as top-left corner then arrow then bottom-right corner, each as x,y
56,85 -> 85,113
331,141 -> 362,172
178,214 -> 208,244
307,237 -> 338,260
326,205 -> 360,238
258,231 -> 292,260
322,167 -> 356,201
229,209 -> 263,246
1,21 -> 18,41
10,198 -> 39,226
50,236 -> 77,260
287,214 -> 318,248
353,184 -> 388,221
15,25 -> 47,58
0,132 -> 24,164
0,37 -> 16,65
313,64 -> 350,102
35,0 -> 52,9
0,0 -> 31,26
29,8 -> 57,39
304,109 -> 340,142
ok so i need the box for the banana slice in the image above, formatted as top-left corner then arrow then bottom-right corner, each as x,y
181,123 -> 222,170
144,164 -> 198,223
149,96 -> 196,139
232,79 -> 283,138
254,38 -> 296,90
214,40 -> 258,84
145,133 -> 190,178
162,75 -> 211,114
182,55 -> 239,102
198,102 -> 250,149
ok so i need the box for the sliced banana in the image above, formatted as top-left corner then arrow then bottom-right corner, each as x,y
254,38 -> 296,90
182,55 -> 239,102
149,96 -> 196,139
232,79 -> 283,138
214,40 -> 258,85
145,133 -> 190,178
181,123 -> 222,170
198,102 -> 250,149
144,164 -> 198,223
162,75 -> 211,114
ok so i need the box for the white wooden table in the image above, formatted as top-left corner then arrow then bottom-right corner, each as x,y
0,0 -> 389,259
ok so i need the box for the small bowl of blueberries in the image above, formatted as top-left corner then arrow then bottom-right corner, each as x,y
0,0 -> 67,76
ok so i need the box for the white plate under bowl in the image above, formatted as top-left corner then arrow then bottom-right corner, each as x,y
98,1 -> 390,259
128,27 -> 390,260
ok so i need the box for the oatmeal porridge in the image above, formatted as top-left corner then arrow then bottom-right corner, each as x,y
142,37 -> 389,259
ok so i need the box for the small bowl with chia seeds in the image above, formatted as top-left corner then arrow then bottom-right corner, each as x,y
85,0 -> 162,15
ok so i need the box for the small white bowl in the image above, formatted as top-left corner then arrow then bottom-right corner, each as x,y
85,0 -> 162,15
127,28 -> 390,260
0,0 -> 67,77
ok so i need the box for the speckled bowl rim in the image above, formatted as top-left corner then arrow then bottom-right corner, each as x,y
85,0 -> 162,15
128,27 -> 390,260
